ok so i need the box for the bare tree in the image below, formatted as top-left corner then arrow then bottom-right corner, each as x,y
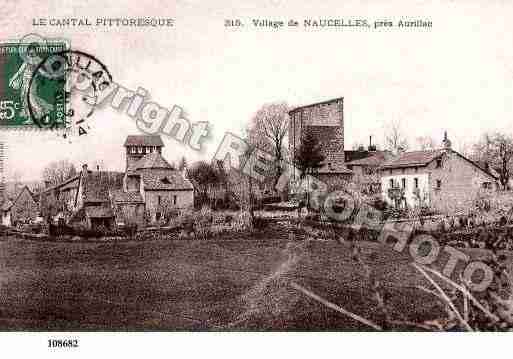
11,170 -> 23,196
247,102 -> 290,186
42,159 -> 77,186
472,132 -> 513,190
384,120 -> 409,154
416,136 -> 435,151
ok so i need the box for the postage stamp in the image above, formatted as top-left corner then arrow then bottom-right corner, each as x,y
0,36 -> 68,129
28,49 -> 113,137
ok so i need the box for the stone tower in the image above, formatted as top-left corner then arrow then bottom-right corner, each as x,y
123,135 -> 165,171
288,97 -> 345,177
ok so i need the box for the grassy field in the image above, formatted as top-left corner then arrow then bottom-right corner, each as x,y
0,225 -> 506,331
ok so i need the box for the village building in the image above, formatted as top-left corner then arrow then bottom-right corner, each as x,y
345,139 -> 393,194
379,132 -> 499,213
0,186 -> 39,226
288,97 -> 352,191
121,135 -> 194,224
37,135 -> 194,230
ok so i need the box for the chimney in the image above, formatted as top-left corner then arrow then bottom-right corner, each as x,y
368,135 -> 377,151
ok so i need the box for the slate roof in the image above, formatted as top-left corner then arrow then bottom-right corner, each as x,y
82,171 -> 124,203
139,169 -> 194,191
131,152 -> 173,170
111,190 -> 144,203
380,149 -> 445,169
346,151 -> 393,167
40,174 -> 80,194
85,206 -> 114,218
123,135 -> 164,147
380,149 -> 499,180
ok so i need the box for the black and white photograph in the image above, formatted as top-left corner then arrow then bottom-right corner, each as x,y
0,0 -> 512,357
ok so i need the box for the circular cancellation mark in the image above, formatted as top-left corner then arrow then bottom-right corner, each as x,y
27,49 -> 113,136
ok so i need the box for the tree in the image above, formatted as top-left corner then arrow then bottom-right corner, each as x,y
247,102 -> 289,187
293,131 -> 325,208
42,159 -> 77,186
472,132 -> 513,190
416,136 -> 435,151
384,120 -> 409,154
188,161 -> 220,207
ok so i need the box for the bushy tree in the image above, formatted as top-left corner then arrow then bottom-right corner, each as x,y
293,131 -> 325,208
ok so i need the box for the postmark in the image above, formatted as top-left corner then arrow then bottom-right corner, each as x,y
0,35 -> 68,129
27,49 -> 113,138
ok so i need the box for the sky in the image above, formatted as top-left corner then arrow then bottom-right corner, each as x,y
1,0 -> 513,181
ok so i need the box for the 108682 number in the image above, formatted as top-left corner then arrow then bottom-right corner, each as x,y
48,339 -> 79,348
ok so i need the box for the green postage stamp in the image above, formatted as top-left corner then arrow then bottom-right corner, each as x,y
0,38 -> 68,129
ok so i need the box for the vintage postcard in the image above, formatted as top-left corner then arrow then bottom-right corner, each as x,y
0,0 -> 512,357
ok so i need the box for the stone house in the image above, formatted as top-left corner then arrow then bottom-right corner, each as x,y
38,135 -> 194,230
120,135 -> 194,224
40,167 -> 124,228
1,186 -> 39,226
346,148 -> 393,194
380,133 -> 499,213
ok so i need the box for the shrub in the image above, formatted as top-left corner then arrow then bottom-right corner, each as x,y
233,211 -> 253,232
192,206 -> 214,239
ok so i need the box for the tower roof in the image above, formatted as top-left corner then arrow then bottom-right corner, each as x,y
123,135 -> 164,147
129,152 -> 174,171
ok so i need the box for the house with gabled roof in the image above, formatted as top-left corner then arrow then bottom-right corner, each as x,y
1,185 -> 39,226
379,132 -> 499,213
120,135 -> 194,225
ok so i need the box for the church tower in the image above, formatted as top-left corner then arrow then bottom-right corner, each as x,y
123,135 -> 165,171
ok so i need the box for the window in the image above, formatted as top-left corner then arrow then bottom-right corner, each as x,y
130,147 -> 136,154
158,195 -> 161,205
401,178 -> 406,188
436,179 -> 442,189
414,178 -> 419,189
173,195 -> 177,205
482,182 -> 492,189
138,147 -> 143,154
145,147 -> 150,153
436,159 -> 442,168
389,179 -> 394,188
